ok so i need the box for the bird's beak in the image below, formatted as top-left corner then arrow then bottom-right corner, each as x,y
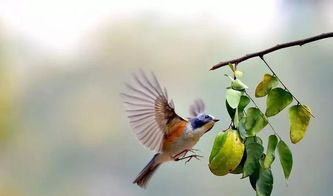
213,119 -> 220,122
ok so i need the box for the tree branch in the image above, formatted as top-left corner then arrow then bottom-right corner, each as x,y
210,32 -> 333,71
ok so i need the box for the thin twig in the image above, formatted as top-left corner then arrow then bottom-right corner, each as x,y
245,91 -> 282,140
260,57 -> 315,118
260,57 -> 300,103
210,32 -> 333,70
229,120 -> 233,129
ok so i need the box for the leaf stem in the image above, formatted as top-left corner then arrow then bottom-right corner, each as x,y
229,120 -> 233,129
260,57 -> 315,118
245,91 -> 282,140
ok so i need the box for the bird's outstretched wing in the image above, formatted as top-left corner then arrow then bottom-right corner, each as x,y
189,99 -> 205,117
122,70 -> 184,152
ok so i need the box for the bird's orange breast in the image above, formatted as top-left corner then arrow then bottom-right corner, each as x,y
162,121 -> 187,151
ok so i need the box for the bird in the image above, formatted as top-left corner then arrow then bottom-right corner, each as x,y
121,70 -> 219,189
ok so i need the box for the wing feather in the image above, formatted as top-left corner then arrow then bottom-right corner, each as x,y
122,71 -> 184,152
125,83 -> 156,101
189,99 -> 206,117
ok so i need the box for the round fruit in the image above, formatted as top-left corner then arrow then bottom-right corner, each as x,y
209,129 -> 245,176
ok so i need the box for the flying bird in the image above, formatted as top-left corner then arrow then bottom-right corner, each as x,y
121,70 -> 219,188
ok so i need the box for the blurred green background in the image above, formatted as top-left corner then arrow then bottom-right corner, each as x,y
0,0 -> 332,195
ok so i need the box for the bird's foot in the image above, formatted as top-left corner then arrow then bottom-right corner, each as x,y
188,148 -> 200,153
174,154 -> 203,164
184,154 -> 203,164
173,148 -> 200,160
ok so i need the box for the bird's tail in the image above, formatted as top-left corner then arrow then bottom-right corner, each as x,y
133,153 -> 161,189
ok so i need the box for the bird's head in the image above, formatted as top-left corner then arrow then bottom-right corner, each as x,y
189,113 -> 219,133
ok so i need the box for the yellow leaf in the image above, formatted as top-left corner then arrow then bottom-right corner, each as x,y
255,74 -> 279,97
289,105 -> 312,144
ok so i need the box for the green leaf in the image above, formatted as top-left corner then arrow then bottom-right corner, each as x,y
243,140 -> 264,178
265,88 -> 293,117
238,95 -> 250,113
229,63 -> 235,72
226,95 -> 250,120
288,104 -> 312,144
249,167 -> 260,190
246,136 -> 263,145
234,107 -> 239,128
224,74 -> 234,82
255,74 -> 279,97
232,79 -> 248,90
277,140 -> 293,180
235,70 -> 243,78
226,100 -> 235,119
245,107 -> 268,136
238,118 -> 248,140
256,167 -> 273,196
263,135 -> 278,169
226,89 -> 242,109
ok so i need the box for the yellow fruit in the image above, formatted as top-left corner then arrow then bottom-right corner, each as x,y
209,129 -> 245,176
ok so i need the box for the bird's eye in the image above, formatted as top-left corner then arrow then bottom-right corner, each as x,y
205,115 -> 209,119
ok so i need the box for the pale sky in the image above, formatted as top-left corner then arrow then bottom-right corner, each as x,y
0,0 -> 281,52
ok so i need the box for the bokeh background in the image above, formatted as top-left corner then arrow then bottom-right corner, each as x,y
0,0 -> 332,195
